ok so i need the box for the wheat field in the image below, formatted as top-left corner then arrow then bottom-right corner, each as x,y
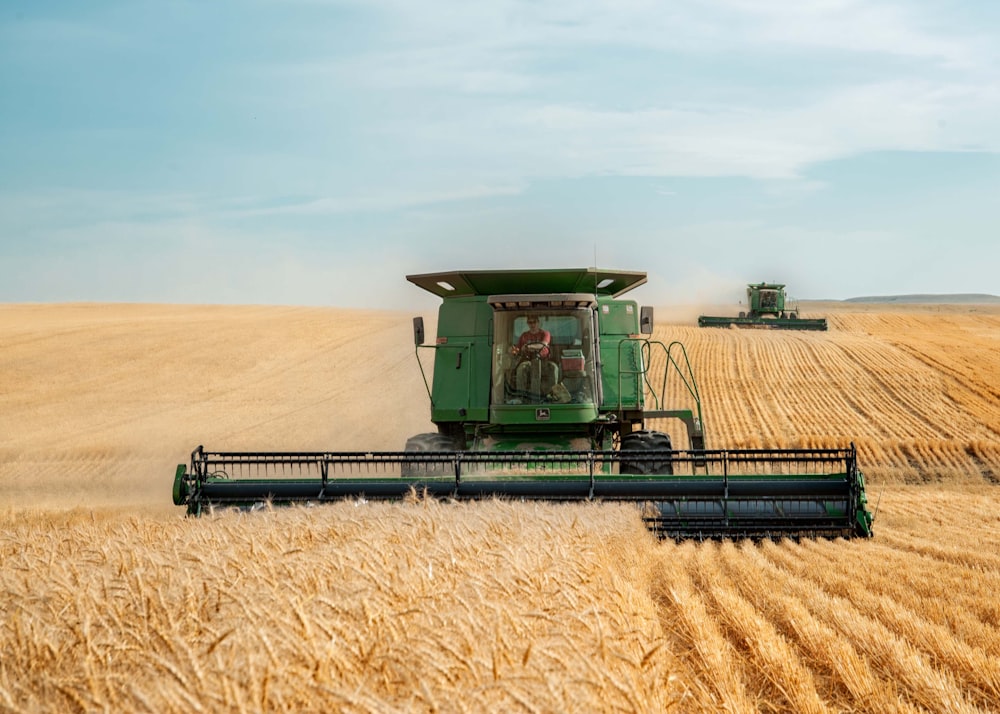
2,300 -> 1000,712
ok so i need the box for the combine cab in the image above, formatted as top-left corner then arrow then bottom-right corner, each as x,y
699,282 -> 828,330
173,268 -> 871,539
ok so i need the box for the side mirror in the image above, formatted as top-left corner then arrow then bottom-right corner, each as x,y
639,306 -> 654,334
412,317 -> 425,346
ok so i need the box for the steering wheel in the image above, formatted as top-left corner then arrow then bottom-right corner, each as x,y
519,341 -> 549,360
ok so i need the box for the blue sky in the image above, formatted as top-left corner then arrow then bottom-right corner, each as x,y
2,0 -> 998,309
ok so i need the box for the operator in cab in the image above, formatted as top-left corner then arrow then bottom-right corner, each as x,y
511,315 -> 551,358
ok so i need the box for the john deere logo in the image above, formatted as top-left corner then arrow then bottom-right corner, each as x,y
536,408 -> 551,421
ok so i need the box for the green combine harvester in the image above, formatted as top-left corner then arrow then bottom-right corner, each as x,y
699,282 -> 828,330
173,268 -> 871,539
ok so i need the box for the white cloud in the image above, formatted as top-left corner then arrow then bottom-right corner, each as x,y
205,0 -> 1000,210
225,183 -> 526,218
277,1 -> 998,190
323,0 -> 992,69
371,77 -> 1000,186
709,0 -> 985,67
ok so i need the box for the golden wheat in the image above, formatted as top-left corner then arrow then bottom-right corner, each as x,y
2,302 -> 1000,711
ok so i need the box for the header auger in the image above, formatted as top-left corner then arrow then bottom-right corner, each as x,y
699,282 -> 828,331
173,268 -> 871,539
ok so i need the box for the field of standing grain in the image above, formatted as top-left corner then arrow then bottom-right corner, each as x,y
2,300 -> 1000,712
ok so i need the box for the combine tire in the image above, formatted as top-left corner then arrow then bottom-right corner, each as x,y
401,433 -> 459,477
619,430 -> 673,475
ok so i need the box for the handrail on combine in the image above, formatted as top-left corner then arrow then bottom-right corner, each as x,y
615,338 -> 706,450
615,339 -> 702,414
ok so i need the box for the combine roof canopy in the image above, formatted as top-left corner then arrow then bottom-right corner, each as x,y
406,268 -> 647,298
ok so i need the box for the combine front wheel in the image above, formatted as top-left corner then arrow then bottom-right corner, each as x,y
619,430 -> 673,475
401,433 -> 460,477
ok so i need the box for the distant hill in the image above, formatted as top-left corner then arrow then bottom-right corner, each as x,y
842,294 -> 1000,304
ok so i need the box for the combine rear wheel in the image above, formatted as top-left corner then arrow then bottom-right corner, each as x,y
401,433 -> 460,476
619,430 -> 673,475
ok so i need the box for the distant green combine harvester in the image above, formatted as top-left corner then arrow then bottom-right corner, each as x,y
699,282 -> 828,331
